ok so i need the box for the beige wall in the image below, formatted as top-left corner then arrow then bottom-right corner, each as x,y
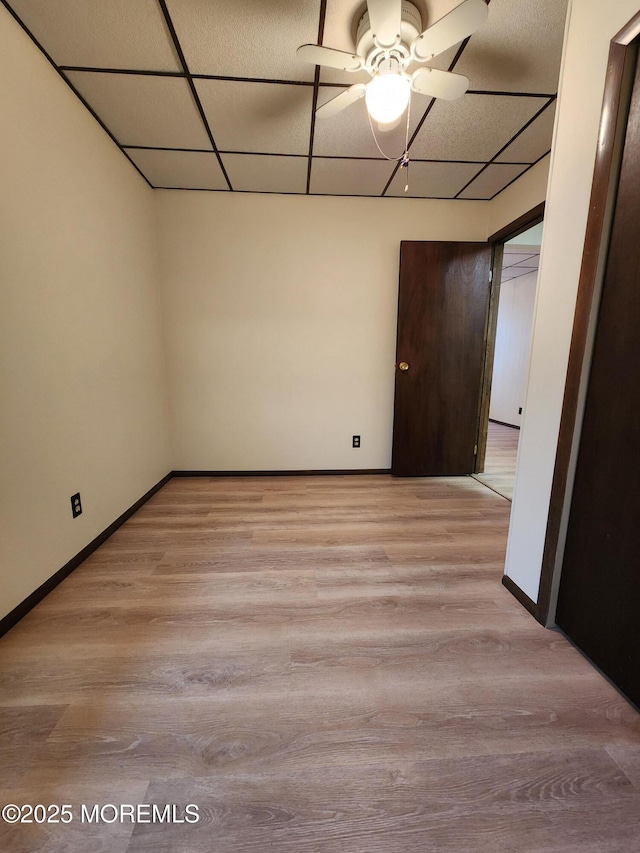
155,192 -> 487,471
487,156 -> 550,238
504,0 -> 640,602
0,7 -> 171,620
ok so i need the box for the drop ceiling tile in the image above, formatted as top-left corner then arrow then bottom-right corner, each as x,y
309,158 -> 393,196
9,0 -> 180,71
65,71 -> 211,148
222,154 -> 308,194
124,149 -> 228,190
195,80 -> 313,155
458,163 -> 528,199
410,94 -> 543,161
166,0 -> 319,81
503,252 -> 539,266
313,86 -> 430,158
386,160 -> 481,198
455,0 -> 568,94
502,268 -> 538,282
497,101 -> 556,163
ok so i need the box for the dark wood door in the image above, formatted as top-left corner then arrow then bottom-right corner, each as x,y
391,241 -> 493,476
555,52 -> 640,708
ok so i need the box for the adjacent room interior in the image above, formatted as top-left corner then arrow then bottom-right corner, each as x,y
2,1 -> 640,851
474,220 -> 542,500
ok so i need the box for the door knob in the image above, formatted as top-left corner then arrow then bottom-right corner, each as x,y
398,362 -> 409,371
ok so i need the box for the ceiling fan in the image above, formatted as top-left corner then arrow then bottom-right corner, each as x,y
297,0 -> 488,130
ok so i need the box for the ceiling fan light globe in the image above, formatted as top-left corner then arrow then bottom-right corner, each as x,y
365,74 -> 411,124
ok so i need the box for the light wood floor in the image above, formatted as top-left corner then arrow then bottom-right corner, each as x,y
473,421 -> 520,500
1,475 -> 639,852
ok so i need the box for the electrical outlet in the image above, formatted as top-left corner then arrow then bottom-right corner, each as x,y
352,435 -> 361,448
70,492 -> 82,518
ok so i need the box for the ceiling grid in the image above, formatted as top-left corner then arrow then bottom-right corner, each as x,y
2,0 -> 568,199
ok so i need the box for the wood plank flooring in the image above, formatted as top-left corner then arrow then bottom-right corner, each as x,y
473,421 -> 520,500
1,474 -> 639,852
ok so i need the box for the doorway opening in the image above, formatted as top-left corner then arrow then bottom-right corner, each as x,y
473,214 -> 544,501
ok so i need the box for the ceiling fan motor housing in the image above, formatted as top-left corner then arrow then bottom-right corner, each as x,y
356,1 -> 423,68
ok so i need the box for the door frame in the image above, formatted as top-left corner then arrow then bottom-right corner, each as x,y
475,202 -> 545,473
532,12 -> 640,627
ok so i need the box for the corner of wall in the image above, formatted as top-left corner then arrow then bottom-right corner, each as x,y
486,157 -> 551,238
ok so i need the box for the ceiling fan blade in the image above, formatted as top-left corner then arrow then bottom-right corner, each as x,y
367,0 -> 403,48
412,0 -> 488,62
297,44 -> 363,72
316,84 -> 367,119
411,67 -> 469,100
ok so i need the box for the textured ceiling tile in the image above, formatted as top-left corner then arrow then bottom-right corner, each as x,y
455,0 -> 569,93
309,158 -> 393,196
502,267 -> 538,282
502,252 -> 539,267
457,163 -> 527,199
319,0 -> 380,86
65,71 -> 211,148
195,80 -> 313,155
313,85 -> 430,158
410,94 -> 543,161
386,160 -> 481,198
9,0 -> 180,71
166,0 -> 319,81
124,149 -> 228,190
222,154 -> 308,193
497,101 -> 556,163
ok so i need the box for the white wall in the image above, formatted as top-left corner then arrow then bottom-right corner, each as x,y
0,7 -> 171,620
504,0 -> 640,602
155,192 -> 488,471
490,270 -> 537,427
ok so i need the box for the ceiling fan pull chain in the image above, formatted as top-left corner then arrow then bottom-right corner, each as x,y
366,90 -> 413,164
400,153 -> 410,193
403,92 -> 412,193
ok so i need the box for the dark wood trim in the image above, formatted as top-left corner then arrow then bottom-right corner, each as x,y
0,0 -> 153,188
556,628 -> 640,714
53,69 -> 556,99
489,418 -> 520,430
502,575 -> 537,618
172,469 -> 391,477
152,186 -> 491,199
306,0 -> 328,194
537,34 -> 639,626
125,147 -> 523,166
60,67 -> 316,87
156,0 -> 233,191
614,9 -> 640,43
60,66 -> 185,78
467,90 -> 556,98
477,199 -> 545,476
0,464 -> 405,637
0,473 -> 172,639
455,99 -> 556,199
488,201 -> 545,243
